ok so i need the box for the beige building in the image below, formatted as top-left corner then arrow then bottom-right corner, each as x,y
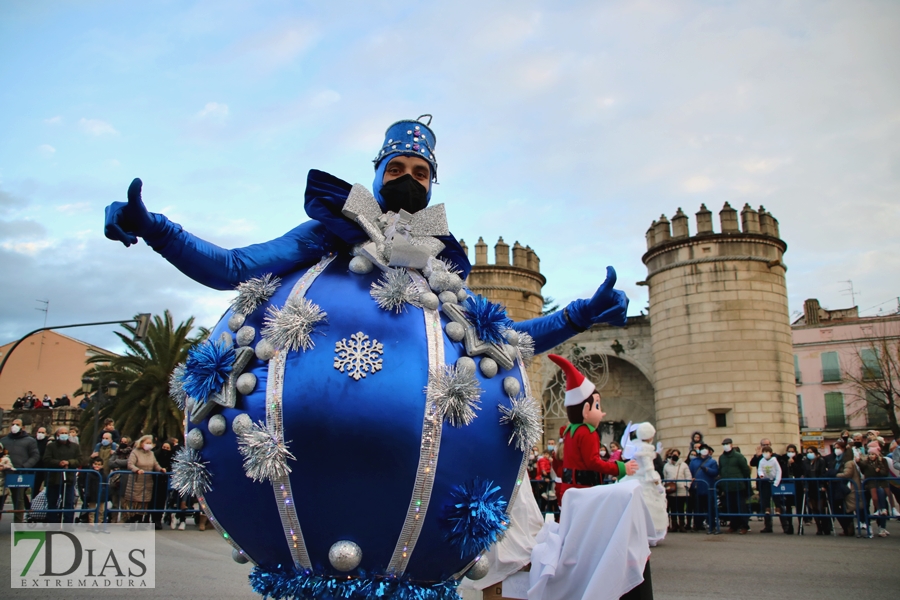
466,201 -> 800,454
0,330 -> 114,410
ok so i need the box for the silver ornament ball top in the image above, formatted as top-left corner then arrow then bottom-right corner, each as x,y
328,540 -> 362,572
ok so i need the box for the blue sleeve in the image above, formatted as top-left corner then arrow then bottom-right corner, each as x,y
707,461 -> 719,477
142,215 -> 335,290
511,310 -> 581,355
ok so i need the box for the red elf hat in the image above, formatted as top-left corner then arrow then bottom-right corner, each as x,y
548,354 -> 596,407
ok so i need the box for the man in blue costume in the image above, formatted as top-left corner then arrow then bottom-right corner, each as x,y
103,115 -> 628,354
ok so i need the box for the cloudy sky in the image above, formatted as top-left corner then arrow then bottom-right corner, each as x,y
1,1 -> 898,354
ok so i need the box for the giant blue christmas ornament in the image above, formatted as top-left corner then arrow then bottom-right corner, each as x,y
106,115 -> 629,599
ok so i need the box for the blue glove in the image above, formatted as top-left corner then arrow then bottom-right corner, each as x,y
104,178 -> 156,247
564,266 -> 629,329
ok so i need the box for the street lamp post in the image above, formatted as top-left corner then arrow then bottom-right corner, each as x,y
82,376 -> 119,446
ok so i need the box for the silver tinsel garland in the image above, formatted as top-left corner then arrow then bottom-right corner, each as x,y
169,362 -> 188,410
499,394 -> 543,452
261,295 -> 327,352
237,421 -> 297,483
370,268 -> 421,313
230,273 -> 282,316
427,364 -> 483,427
517,331 -> 535,363
171,446 -> 212,497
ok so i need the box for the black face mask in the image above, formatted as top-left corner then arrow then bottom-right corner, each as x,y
380,174 -> 428,214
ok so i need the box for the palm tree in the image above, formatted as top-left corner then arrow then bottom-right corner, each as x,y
79,311 -> 207,446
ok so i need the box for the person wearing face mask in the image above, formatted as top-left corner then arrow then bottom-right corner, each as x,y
801,446 -> 831,535
42,427 -> 82,523
718,438 -> 751,534
688,444 -> 718,532
829,441 -> 861,536
858,446 -> 891,537
755,446 -> 782,533
31,426 -> 50,496
151,442 -> 175,530
777,444 -> 803,534
1,419 -> 40,523
663,449 -> 691,532
123,435 -> 164,523
102,117 -> 629,359
107,437 -> 133,523
91,432 -> 118,476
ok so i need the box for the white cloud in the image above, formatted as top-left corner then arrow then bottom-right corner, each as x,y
44,116 -> 62,125
37,144 -> 56,157
78,118 -> 119,136
1,240 -> 54,255
309,90 -> 340,109
197,102 -> 229,119
56,202 -> 91,214
682,175 -> 714,193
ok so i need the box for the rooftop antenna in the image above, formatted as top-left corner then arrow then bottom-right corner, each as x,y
839,280 -> 858,307
35,299 -> 49,369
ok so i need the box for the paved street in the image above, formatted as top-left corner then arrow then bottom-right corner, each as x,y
1,519 -> 898,599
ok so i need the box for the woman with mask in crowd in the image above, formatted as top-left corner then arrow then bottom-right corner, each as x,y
777,443 -> 804,534
107,437 -> 132,522
858,445 -> 891,537
685,449 -> 699,530
830,440 -> 861,537
124,435 -> 164,523
801,446 -> 831,535
663,448 -> 692,532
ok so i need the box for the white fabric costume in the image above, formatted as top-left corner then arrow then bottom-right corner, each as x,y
619,423 -> 668,545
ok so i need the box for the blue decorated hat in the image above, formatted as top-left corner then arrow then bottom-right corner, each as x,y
373,115 -> 438,182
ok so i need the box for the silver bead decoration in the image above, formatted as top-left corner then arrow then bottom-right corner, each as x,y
236,372 -> 257,395
236,325 -> 256,347
456,356 -> 476,375
228,313 -> 246,332
186,428 -> 204,450
428,270 -> 457,293
504,329 -> 519,346
503,377 -> 521,397
255,338 -> 276,362
505,344 -> 518,364
420,292 -> 439,310
208,414 -> 227,436
232,548 -> 249,564
232,413 -> 252,436
457,289 -> 469,303
328,540 -> 362,572
465,555 -> 491,580
445,321 -> 465,342
439,291 -> 458,305
349,255 -> 373,274
479,357 -> 498,378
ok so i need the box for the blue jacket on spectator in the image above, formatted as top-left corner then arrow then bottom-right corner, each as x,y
689,455 -> 719,495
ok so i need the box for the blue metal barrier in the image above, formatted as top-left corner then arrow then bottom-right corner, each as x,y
856,476 -> 900,537
660,478 -> 717,533
103,469 -> 202,522
1,468 -> 102,523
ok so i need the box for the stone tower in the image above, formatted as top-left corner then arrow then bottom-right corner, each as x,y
641,203 -> 798,452
459,237 -> 547,392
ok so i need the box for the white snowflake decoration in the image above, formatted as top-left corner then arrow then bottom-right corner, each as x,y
334,332 -> 384,381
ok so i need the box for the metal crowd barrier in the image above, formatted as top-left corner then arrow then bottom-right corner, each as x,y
1,468 -> 102,523
661,479 -> 717,533
856,476 -> 900,536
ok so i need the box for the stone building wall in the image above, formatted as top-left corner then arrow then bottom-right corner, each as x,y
642,203 -> 798,452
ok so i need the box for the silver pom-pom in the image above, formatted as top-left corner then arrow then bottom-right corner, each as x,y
232,548 -> 250,564
186,428 -> 204,450
428,270 -> 457,293
465,555 -> 491,580
427,364 -> 483,428
370,268 -> 421,313
230,273 -> 281,315
499,394 -> 543,452
236,325 -> 256,347
232,413 -> 252,436
328,540 -> 363,572
169,363 -> 188,410
237,421 -> 296,483
262,295 -> 327,352
208,414 -> 227,436
479,357 -> 498,378
171,447 -> 212,497
236,372 -> 257,395
517,331 -> 535,363
255,338 -> 276,362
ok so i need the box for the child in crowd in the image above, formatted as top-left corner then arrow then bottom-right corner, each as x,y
756,445 -> 782,533
78,457 -> 107,524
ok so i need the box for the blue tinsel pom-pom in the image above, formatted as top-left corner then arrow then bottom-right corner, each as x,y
442,477 -> 509,558
462,295 -> 512,346
249,566 -> 460,600
183,338 -> 235,402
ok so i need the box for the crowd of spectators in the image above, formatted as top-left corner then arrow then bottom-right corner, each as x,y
11,391 -> 87,410
0,418 -> 206,530
529,427 -> 899,540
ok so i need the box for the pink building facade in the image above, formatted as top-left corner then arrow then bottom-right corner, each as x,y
792,299 -> 900,447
